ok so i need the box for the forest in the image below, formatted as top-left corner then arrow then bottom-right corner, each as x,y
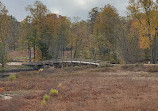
0,0 -> 158,67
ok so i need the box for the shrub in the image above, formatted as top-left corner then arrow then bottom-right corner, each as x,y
43,94 -> 50,101
41,100 -> 47,106
49,89 -> 58,96
39,68 -> 44,72
58,83 -> 62,88
8,74 -> 17,81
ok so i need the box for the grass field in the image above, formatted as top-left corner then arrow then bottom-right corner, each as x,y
0,65 -> 158,111
0,65 -> 31,72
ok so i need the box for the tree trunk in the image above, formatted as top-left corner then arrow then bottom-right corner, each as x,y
92,48 -> 96,60
150,45 -> 155,64
1,44 -> 6,69
33,44 -> 36,61
1,55 -> 4,68
13,37 -> 16,51
63,47 -> 64,59
150,30 -> 158,64
60,48 -> 62,59
71,45 -> 73,60
74,41 -> 78,59
33,30 -> 36,61
154,31 -> 157,64
28,44 -> 31,62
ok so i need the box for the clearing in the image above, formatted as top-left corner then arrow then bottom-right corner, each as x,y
0,65 -> 158,111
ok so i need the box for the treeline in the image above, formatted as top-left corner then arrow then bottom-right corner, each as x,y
0,0 -> 158,67
0,2 -> 20,67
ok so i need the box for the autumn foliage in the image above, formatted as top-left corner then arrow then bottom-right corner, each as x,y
1,0 -> 158,65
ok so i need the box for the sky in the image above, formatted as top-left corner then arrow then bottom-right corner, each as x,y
1,0 -> 129,21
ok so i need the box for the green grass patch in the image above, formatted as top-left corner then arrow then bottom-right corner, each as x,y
41,100 -> 47,106
8,74 -> 17,81
49,89 -> 58,96
43,94 -> 50,101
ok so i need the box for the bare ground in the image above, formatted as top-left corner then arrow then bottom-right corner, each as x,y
0,66 -> 158,111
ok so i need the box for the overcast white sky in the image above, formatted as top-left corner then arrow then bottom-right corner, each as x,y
1,0 -> 129,21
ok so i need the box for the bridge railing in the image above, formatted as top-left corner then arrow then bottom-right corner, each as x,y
51,59 -> 102,63
23,59 -> 101,67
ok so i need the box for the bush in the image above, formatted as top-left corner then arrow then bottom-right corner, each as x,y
39,68 -> 44,72
8,74 -> 17,81
41,100 -> 47,106
49,89 -> 58,96
43,94 -> 50,101
58,83 -> 62,88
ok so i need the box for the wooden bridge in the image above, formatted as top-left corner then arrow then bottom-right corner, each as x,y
23,59 -> 100,68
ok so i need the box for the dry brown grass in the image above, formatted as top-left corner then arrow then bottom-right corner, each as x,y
90,67 -> 117,72
146,66 -> 158,72
1,66 -> 158,111
121,64 -> 145,71
0,97 -> 26,111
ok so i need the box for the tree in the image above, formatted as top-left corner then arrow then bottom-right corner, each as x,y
127,0 -> 158,63
0,42 -> 7,68
88,7 -> 99,59
89,7 -> 99,33
8,16 -> 20,51
20,16 -> 33,62
0,2 -> 11,68
38,14 -> 71,59
57,16 -> 71,59
116,18 -> 145,63
26,0 -> 49,61
71,20 -> 90,59
39,14 -> 59,59
93,5 -> 121,62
